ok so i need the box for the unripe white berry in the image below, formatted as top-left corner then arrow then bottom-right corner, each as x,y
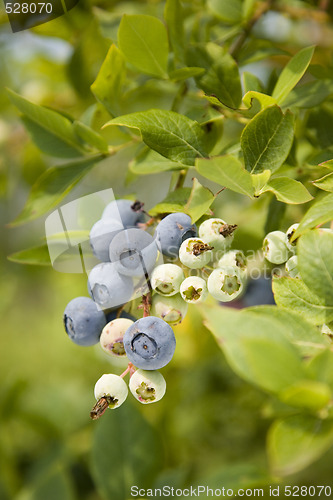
217,249 -> 247,272
180,276 -> 208,303
199,218 -> 236,251
321,323 -> 333,340
179,237 -> 212,269
151,294 -> 188,326
285,255 -> 300,279
129,369 -> 166,404
94,374 -> 128,409
285,223 -> 299,253
100,318 -> 134,357
263,231 -> 290,264
151,264 -> 185,296
207,266 -> 244,302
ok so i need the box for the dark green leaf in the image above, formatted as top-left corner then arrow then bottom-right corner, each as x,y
282,80 -> 333,109
264,197 -> 286,233
312,171 -> 333,192
241,105 -> 294,174
196,155 -> 254,197
73,121 -> 109,153
208,0 -> 242,23
168,67 -> 205,81
268,415 -> 333,476
91,403 -> 163,500
118,15 -> 169,78
164,0 -> 185,61
9,156 -> 104,226
105,109 -> 207,166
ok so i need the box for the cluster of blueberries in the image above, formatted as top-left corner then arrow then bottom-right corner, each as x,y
263,224 -> 300,277
63,199 -> 249,417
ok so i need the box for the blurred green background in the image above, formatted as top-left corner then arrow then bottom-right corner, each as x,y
1,1 -> 333,499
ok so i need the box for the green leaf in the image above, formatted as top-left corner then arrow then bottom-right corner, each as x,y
242,72 -> 264,94
184,178 -> 215,223
272,277 -> 333,326
91,403 -> 162,500
7,90 -> 85,158
264,197 -> 286,233
312,171 -> 333,192
129,148 -> 184,175
8,244 -> 51,266
9,156 -> 104,226
149,188 -> 191,216
73,121 -> 109,153
241,105 -> 295,174
199,52 -> 242,109
246,306 -> 331,356
168,67 -> 205,81
279,380 -> 331,411
272,46 -> 315,104
282,80 -> 333,109
251,170 -> 271,196
268,415 -> 333,476
196,155 -> 254,197
18,465 -> 75,500
208,0 -> 242,23
307,350 -> 333,390
260,177 -> 313,204
90,44 -> 126,117
201,306 -> 306,394
242,91 -> 277,110
105,109 -> 207,166
293,193 -> 333,239
118,15 -> 169,78
164,0 -> 185,61
298,230 -> 333,304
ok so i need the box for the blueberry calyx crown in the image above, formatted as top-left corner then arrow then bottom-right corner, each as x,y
131,332 -> 158,359
219,223 -> 237,237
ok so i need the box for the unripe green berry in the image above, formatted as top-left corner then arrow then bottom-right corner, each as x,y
179,237 -> 212,269
285,255 -> 300,279
180,276 -> 208,303
207,266 -> 244,302
151,294 -> 188,326
151,264 -> 185,296
129,369 -> 166,404
100,318 -> 134,357
285,223 -> 299,253
263,231 -> 290,264
94,374 -> 128,409
199,218 -> 237,251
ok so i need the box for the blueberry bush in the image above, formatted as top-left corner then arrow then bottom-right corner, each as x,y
2,0 -> 333,499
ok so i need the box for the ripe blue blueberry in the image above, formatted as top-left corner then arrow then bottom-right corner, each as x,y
90,218 -> 124,262
151,264 -> 185,296
151,294 -> 188,326
88,262 -> 133,309
105,308 -> 136,323
129,369 -> 166,404
63,296 -> 106,346
123,316 -> 176,370
109,228 -> 158,278
102,199 -> 145,228
155,212 -> 197,259
242,277 -> 275,307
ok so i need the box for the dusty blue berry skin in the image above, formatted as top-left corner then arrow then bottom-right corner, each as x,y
102,199 -> 145,228
88,262 -> 134,309
123,316 -> 176,370
242,278 -> 275,307
63,297 -> 106,346
109,228 -> 158,277
90,218 -> 123,262
155,213 -> 197,259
